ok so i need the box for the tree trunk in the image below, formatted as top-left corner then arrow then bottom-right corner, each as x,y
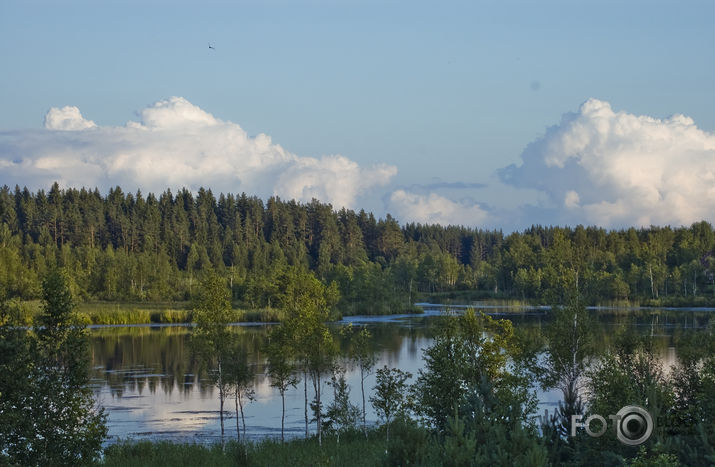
281,390 -> 286,442
303,371 -> 309,437
361,366 -> 367,437
316,372 -> 322,446
219,388 -> 225,448
217,359 -> 225,448
239,392 -> 246,440
649,265 -> 655,299
239,389 -> 241,443
408,278 -> 412,307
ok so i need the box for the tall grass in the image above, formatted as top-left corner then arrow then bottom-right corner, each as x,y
4,301 -> 291,326
101,432 -> 388,467
78,302 -> 192,325
79,304 -> 290,326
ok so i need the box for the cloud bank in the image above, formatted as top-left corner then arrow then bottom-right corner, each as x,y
2,97 -> 712,229
388,189 -> 489,227
0,97 -> 396,209
500,98 -> 715,228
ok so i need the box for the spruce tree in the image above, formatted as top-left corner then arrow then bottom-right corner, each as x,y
0,269 -> 107,466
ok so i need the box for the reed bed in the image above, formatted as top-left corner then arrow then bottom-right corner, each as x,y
101,431 -> 388,467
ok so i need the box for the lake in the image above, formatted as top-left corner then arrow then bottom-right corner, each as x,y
89,305 -> 713,444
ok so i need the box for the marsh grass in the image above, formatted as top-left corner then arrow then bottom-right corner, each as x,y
101,432 -> 388,467
422,290 -> 715,309
79,303 -> 289,325
641,296 -> 715,308
5,301 -> 291,326
78,302 -> 192,325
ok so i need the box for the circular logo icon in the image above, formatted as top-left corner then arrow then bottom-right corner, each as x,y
615,405 -> 653,446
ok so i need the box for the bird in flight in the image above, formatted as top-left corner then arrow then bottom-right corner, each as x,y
208,43 -> 215,50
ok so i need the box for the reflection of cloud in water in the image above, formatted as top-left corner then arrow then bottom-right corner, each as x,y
90,310 -> 709,443
96,380 -> 221,442
93,337 -> 428,443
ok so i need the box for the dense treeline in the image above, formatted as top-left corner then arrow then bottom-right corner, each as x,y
1,183 -> 714,311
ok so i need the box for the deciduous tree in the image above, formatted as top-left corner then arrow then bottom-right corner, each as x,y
191,272 -> 233,447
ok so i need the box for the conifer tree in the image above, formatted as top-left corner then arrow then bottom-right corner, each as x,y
0,269 -> 107,465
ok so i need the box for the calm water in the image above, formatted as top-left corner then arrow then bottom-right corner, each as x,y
89,306 -> 712,444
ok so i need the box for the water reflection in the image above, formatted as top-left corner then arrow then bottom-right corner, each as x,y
90,308 -> 712,443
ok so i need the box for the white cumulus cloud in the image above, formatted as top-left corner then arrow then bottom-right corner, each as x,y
0,97 -> 396,209
388,189 -> 489,227
499,98 -> 715,227
43,106 -> 97,131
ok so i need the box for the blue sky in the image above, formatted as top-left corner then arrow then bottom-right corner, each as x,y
1,1 -> 714,230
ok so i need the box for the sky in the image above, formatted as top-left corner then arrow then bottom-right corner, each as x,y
1,0 -> 714,231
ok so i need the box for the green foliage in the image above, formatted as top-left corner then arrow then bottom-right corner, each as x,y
266,323 -> 300,441
442,399 -> 549,466
540,298 -> 595,393
193,273 -> 233,336
102,441 -> 244,467
581,328 -> 715,464
442,410 -> 477,466
660,330 -> 715,465
103,434 -> 390,467
80,303 -> 193,324
587,330 -> 674,458
275,266 -> 338,319
279,268 -> 339,444
629,445 -> 681,466
303,323 -> 338,445
538,297 -> 595,445
370,366 -> 412,443
225,338 -> 256,442
190,271 -> 233,444
0,301 -> 284,326
342,324 -> 377,435
323,369 -> 361,437
0,298 -> 39,464
0,269 -> 107,466
413,309 -> 534,431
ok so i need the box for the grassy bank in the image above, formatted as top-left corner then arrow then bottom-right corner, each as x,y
101,432 -> 391,467
8,299 -> 413,326
640,295 -> 715,308
420,290 -> 715,309
11,293 -> 711,327
79,303 -> 290,325
8,300 -> 288,326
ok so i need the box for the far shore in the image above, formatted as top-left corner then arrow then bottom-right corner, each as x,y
4,297 -> 712,327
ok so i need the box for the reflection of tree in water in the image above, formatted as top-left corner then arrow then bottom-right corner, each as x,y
592,310 -> 712,357
89,311 -> 711,398
91,326 -> 194,397
90,322 -> 438,398
91,326 -> 271,396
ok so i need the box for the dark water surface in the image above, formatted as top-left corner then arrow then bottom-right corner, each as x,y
89,306 -> 712,444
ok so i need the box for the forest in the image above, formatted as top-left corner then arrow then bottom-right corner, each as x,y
1,183 -> 714,312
